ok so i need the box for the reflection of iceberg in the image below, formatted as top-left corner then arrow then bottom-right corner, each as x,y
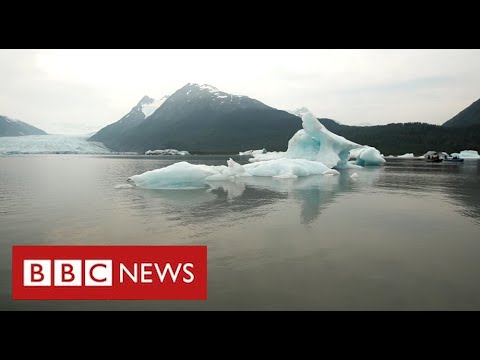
128,112 -> 384,189
127,168 -> 384,228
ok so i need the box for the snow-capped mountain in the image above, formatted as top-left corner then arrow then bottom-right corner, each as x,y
0,115 -> 47,137
89,94 -> 168,150
100,83 -> 302,153
0,134 -> 111,154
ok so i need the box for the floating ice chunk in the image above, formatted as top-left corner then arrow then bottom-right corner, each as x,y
323,169 -> 340,176
457,150 -> 480,159
248,112 -> 383,169
248,151 -> 286,163
397,153 -> 415,158
349,146 -> 386,166
115,184 -> 134,189
128,161 -> 220,189
239,148 -> 267,156
286,113 -> 360,168
350,172 -> 359,179
129,158 -> 336,189
145,149 -> 190,155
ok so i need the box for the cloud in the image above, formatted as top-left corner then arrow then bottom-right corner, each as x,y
1,49 -> 480,132
0,50 -> 115,134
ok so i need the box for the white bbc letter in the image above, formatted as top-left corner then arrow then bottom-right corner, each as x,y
24,260 -> 51,286
54,260 -> 82,286
85,260 -> 112,286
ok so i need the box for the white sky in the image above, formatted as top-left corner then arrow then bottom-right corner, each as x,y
1,49 -> 479,134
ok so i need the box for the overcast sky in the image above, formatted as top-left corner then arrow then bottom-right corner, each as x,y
1,49 -> 480,134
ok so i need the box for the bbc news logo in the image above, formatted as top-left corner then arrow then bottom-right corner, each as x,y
12,246 -> 207,300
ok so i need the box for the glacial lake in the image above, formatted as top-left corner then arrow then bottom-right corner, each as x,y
1,154 -> 479,310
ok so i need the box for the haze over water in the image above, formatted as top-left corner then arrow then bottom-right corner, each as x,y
1,155 -> 479,310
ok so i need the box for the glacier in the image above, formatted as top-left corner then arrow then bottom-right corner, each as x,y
0,134 -> 112,154
128,111 -> 384,189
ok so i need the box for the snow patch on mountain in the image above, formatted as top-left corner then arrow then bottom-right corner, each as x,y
141,95 -> 169,118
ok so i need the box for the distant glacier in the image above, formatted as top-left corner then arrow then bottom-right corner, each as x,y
0,134 -> 112,154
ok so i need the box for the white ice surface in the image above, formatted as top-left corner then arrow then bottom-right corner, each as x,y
397,153 -> 415,158
239,148 -> 267,156
145,149 -> 190,155
349,146 -> 386,166
0,135 -> 112,154
456,150 -> 480,159
128,158 -> 338,189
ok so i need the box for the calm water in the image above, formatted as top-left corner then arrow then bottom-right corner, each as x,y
1,155 -> 479,310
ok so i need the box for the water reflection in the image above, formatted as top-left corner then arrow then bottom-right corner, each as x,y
377,159 -> 480,223
126,168 -> 384,227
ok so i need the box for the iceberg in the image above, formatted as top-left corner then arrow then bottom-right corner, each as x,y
238,148 -> 267,156
128,111 -> 385,189
145,149 -> 190,155
397,153 -> 415,158
348,146 -> 386,166
453,150 -> 480,159
128,158 -> 338,189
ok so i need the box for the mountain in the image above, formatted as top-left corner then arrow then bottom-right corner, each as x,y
443,98 -> 480,127
0,115 -> 47,137
318,118 -> 480,155
95,83 -> 301,153
89,95 -> 168,150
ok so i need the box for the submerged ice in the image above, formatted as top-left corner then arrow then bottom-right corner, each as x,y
128,111 -> 384,189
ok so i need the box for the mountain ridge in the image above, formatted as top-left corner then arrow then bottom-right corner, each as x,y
443,98 -> 480,127
91,83 -> 301,153
0,115 -> 47,137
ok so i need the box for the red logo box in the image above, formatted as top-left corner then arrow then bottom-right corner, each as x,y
12,246 -> 207,300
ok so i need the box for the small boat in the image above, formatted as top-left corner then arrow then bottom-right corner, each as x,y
426,156 -> 443,163
424,151 -> 445,163
445,156 -> 464,162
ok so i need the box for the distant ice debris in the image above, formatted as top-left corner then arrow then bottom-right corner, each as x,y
115,184 -> 134,189
239,148 -> 267,156
397,153 -> 415,158
455,150 -> 480,159
128,111 -> 385,190
145,149 -> 190,155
